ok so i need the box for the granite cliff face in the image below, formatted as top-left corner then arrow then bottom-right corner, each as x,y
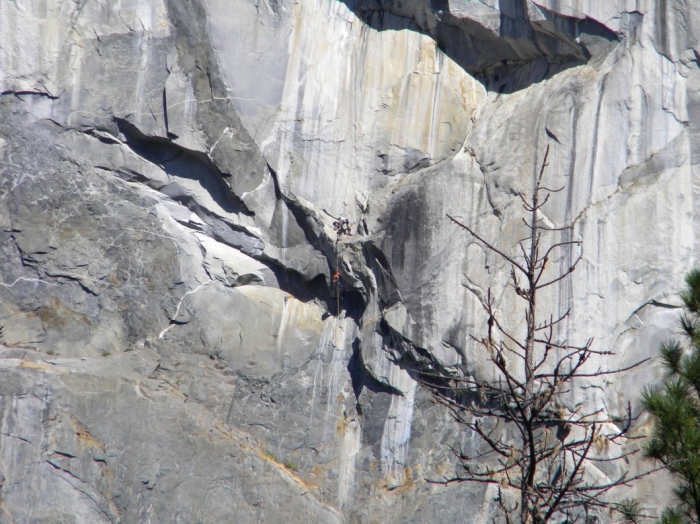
0,0 -> 699,521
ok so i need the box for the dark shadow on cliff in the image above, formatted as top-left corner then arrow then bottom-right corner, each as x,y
336,0 -> 618,93
114,117 -> 251,216
108,118 -> 334,308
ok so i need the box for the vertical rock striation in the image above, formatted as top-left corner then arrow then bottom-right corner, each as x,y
0,0 -> 699,521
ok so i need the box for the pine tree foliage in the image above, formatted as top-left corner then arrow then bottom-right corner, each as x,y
643,269 -> 700,524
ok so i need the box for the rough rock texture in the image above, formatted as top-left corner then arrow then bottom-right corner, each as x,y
1,0 -> 699,521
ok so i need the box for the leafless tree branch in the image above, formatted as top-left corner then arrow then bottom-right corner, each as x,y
415,138 -> 650,523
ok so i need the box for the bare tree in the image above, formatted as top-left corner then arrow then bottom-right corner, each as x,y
420,143 -> 651,523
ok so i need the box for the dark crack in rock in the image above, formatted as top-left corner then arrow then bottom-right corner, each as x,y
1,0 -> 700,521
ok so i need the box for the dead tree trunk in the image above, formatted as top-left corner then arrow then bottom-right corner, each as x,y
418,139 -> 652,523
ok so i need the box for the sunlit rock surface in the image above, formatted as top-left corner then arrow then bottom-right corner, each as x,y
1,0 -> 699,521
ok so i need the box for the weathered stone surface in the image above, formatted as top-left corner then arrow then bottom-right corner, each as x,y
0,350 -> 342,524
1,0 -> 699,521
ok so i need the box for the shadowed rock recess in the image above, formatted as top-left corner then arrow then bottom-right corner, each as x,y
0,0 -> 699,521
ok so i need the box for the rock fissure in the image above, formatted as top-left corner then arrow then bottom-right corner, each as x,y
0,90 -> 60,100
0,0 -> 696,519
45,454 -> 117,517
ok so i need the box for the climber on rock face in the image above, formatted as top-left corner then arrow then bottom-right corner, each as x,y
332,271 -> 344,292
333,217 -> 352,237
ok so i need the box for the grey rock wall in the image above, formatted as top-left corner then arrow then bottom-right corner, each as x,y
0,0 -> 698,521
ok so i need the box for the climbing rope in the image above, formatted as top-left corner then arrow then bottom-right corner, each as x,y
332,216 -> 351,317
336,237 -> 340,316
